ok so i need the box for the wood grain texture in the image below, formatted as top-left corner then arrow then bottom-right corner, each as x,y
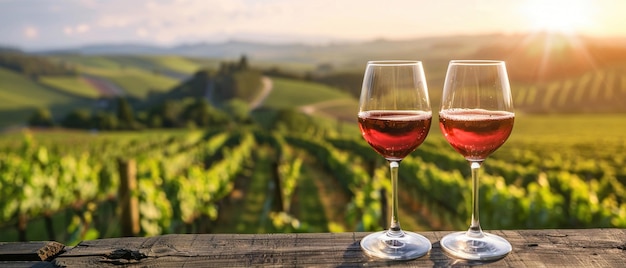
0,241 -> 65,261
44,229 -> 626,267
1,229 -> 624,267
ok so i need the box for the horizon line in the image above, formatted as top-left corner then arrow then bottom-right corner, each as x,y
4,30 -> 626,53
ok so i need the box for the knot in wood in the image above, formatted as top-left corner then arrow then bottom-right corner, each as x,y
106,249 -> 147,261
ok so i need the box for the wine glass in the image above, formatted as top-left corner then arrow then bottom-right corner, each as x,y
438,60 -> 514,261
357,60 -> 432,260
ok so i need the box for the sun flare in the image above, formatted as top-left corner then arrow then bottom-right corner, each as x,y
522,0 -> 594,34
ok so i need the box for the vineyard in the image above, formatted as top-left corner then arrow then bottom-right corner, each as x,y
513,64 -> 626,113
1,113 -> 626,245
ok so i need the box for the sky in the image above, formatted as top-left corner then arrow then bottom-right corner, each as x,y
1,0 -> 625,51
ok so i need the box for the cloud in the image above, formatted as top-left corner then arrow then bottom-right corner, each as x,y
98,16 -> 131,28
24,26 -> 38,39
64,24 -> 91,35
2,0 -> 624,51
136,27 -> 149,38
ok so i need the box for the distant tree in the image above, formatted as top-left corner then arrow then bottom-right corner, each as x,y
218,62 -> 237,75
149,100 -> 183,128
316,63 -> 333,73
262,66 -> 302,79
194,69 -> 210,79
237,55 -> 249,70
223,99 -> 250,123
61,109 -> 92,129
116,97 -> 135,129
92,111 -> 118,130
213,75 -> 236,101
313,72 -> 363,99
182,99 -> 230,127
147,115 -> 163,128
28,108 -> 55,127
0,52 -> 76,76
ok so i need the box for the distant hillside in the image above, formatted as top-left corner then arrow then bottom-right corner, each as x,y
38,35 -> 500,65
471,33 -> 626,83
2,33 -> 626,130
39,33 -> 626,81
0,51 -> 76,76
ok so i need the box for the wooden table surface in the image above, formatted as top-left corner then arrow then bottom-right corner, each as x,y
1,228 -> 625,267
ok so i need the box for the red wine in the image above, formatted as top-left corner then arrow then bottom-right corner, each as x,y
358,110 -> 432,161
439,109 -> 514,161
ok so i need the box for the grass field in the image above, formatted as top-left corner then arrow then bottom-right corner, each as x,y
0,68 -> 76,110
262,77 -> 355,109
51,54 -> 209,77
141,55 -> 204,75
79,66 -> 180,98
47,54 -> 196,99
49,55 -> 122,70
0,68 -> 95,127
39,76 -> 101,99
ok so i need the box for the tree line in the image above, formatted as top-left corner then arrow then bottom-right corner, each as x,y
0,52 -> 76,77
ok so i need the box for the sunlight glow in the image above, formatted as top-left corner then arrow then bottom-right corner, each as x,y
522,0 -> 594,34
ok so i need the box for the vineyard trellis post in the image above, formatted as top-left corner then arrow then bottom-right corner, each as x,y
118,159 -> 139,237
272,161 -> 285,212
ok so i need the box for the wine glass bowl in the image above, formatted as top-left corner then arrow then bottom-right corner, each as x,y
357,60 -> 432,260
438,60 -> 514,261
358,110 -> 431,161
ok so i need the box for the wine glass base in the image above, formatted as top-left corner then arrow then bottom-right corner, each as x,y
360,230 -> 432,260
440,231 -> 512,261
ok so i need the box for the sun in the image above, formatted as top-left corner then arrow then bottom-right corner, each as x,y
521,0 -> 594,34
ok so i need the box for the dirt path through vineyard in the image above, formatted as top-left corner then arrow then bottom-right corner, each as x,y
212,149 -> 273,233
291,152 -> 351,232
249,76 -> 273,109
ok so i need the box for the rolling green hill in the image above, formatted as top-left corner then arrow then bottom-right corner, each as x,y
38,75 -> 101,99
49,54 -> 206,78
2,33 -> 626,129
261,77 -> 359,123
141,55 -> 205,75
511,63 -> 626,113
263,77 -> 354,109
0,67 -> 93,127
84,66 -> 179,99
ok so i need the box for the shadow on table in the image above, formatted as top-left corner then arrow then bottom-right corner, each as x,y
339,240 -> 507,267
430,241 -> 508,267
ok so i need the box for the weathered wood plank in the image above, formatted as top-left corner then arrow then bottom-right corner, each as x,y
49,229 -> 626,267
0,241 -> 65,262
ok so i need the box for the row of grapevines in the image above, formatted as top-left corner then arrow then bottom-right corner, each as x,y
256,132 -> 305,232
0,129 -> 237,242
327,135 -> 626,230
132,130 -> 255,236
286,134 -> 385,231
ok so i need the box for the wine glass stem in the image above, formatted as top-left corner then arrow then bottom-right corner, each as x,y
388,160 -> 403,237
468,161 -> 484,237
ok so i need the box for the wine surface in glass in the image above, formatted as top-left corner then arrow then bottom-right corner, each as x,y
439,108 -> 514,161
358,110 -> 432,161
